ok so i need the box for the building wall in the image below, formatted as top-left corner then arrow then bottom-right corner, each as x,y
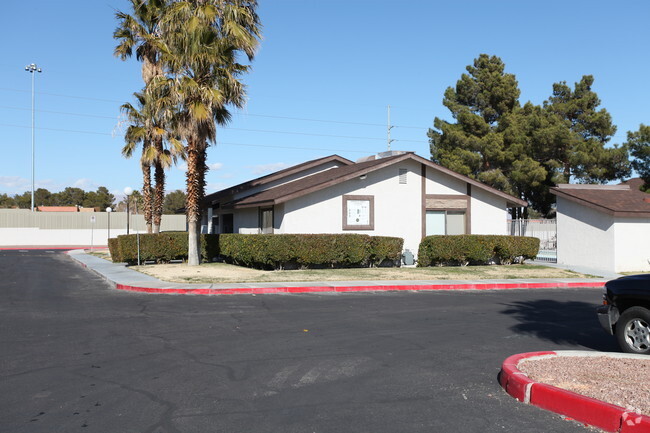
425,167 -> 466,195
280,159 -> 424,254
0,209 -> 186,231
0,228 -> 131,247
556,197 -> 615,271
614,218 -> 650,273
234,208 -> 259,234
0,210 -> 187,246
470,188 -> 508,235
224,160 -> 516,258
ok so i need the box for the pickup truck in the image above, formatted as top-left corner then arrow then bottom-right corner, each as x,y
597,274 -> 650,354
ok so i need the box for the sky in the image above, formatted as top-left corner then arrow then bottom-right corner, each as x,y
1,0 -> 649,202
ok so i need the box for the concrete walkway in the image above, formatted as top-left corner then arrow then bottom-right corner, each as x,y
67,250 -> 611,295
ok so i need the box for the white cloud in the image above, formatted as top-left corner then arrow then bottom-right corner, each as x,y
207,182 -> 228,192
250,162 -> 289,175
0,176 -> 29,192
73,178 -> 98,190
0,177 -> 68,195
177,162 -> 223,172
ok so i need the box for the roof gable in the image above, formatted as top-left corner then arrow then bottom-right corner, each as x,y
217,152 -> 527,209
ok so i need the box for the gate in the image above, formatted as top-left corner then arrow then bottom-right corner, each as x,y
508,219 -> 557,263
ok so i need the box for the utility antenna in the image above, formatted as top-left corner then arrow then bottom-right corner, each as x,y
387,105 -> 395,151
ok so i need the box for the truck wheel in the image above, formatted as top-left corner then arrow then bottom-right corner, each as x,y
615,307 -> 650,355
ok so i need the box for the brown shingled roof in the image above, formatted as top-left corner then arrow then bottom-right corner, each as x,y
203,154 -> 353,205
550,178 -> 650,217
219,152 -> 527,209
230,154 -> 408,208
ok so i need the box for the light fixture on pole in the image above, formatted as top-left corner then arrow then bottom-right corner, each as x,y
25,63 -> 42,212
106,207 -> 112,240
124,187 -> 133,235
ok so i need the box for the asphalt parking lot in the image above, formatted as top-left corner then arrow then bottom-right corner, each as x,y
0,250 -> 617,432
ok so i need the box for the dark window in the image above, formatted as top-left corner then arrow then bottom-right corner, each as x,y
259,208 -> 273,234
222,214 -> 234,234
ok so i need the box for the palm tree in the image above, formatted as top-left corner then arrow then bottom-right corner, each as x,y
121,94 -> 155,233
157,0 -> 261,265
114,0 -> 167,85
122,90 -> 183,233
148,85 -> 184,233
114,0 -> 168,233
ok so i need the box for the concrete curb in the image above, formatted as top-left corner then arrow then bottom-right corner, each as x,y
112,280 -> 605,295
64,249 -> 606,296
499,351 -> 650,432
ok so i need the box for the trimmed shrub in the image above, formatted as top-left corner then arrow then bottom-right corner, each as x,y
219,233 -> 404,270
112,232 -> 404,269
369,236 -> 404,266
113,232 -> 220,265
107,237 -> 123,263
417,235 -> 540,267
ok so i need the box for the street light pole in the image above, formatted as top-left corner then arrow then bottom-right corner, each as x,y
124,187 -> 133,235
25,63 -> 42,212
106,207 -> 112,240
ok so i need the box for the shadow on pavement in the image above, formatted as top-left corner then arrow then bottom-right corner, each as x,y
500,299 -> 619,352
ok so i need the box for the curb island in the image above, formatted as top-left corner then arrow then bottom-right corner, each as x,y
499,351 -> 650,432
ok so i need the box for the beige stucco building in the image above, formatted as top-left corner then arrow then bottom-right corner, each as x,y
551,179 -> 650,273
202,151 -> 527,257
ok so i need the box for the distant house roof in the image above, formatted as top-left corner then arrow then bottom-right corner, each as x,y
550,178 -> 650,217
37,206 -> 78,212
210,152 -> 527,209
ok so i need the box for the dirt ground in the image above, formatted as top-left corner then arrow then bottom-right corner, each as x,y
520,356 -> 650,416
128,261 -> 591,284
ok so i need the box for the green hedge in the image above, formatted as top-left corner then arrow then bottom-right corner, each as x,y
108,233 -> 403,269
417,235 -> 540,267
107,237 -> 123,263
109,232 -> 219,265
219,233 -> 404,269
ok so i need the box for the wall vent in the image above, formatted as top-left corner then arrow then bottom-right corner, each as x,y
399,168 -> 408,184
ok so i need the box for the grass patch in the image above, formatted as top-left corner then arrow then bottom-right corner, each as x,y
86,248 -> 111,261
130,262 -> 592,284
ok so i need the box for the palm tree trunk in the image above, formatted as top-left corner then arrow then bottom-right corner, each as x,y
185,139 -> 204,265
141,160 -> 153,234
153,139 -> 165,233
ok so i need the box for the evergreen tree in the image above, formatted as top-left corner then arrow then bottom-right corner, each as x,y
83,187 -> 116,210
428,54 -> 546,215
544,75 -> 629,184
163,189 -> 186,214
13,192 -> 31,209
0,193 -> 16,208
55,187 -> 86,206
626,124 -> 650,191
429,55 -> 630,217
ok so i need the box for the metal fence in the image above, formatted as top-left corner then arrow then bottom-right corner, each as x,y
508,219 -> 557,262
0,209 -> 186,231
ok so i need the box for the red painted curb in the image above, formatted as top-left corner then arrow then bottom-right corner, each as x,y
499,352 -> 650,432
114,281 -> 605,296
0,246 -> 107,250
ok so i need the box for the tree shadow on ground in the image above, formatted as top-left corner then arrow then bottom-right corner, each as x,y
500,299 -> 619,352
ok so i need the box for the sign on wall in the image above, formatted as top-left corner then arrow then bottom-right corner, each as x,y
342,195 -> 374,230
346,200 -> 370,226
